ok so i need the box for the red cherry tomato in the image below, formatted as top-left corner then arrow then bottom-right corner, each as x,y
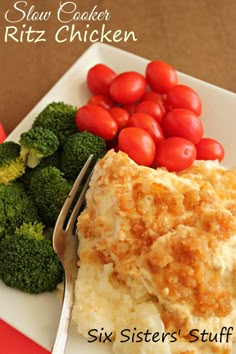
129,113 -> 165,146
134,100 -> 164,123
146,60 -> 178,94
195,138 -> 225,161
87,64 -> 116,96
109,107 -> 130,130
118,127 -> 156,166
166,84 -> 202,116
109,72 -> 147,104
155,137 -> 196,172
141,91 -> 167,116
87,95 -> 115,110
75,104 -> 118,140
161,108 -> 203,144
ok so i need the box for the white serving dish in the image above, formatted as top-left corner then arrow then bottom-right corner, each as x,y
1,42 -> 236,353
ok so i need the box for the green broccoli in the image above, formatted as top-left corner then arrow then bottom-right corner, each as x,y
32,102 -> 78,144
38,148 -> 61,169
20,149 -> 62,187
19,127 -> 60,168
0,141 -> 26,185
29,166 -> 72,226
0,182 -> 40,240
0,222 -> 63,294
61,131 -> 106,181
0,197 -> 6,238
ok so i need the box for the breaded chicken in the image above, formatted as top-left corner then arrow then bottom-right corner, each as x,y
73,150 -> 236,354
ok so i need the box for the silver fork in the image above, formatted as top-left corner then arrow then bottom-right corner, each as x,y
51,155 -> 94,354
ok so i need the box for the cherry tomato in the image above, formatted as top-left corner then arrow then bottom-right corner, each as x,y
108,107 -> 130,130
88,95 -> 115,110
134,100 -> 164,123
146,60 -> 178,94
195,138 -> 225,161
129,113 -> 165,146
166,84 -> 202,116
155,137 -> 196,172
161,108 -> 203,144
141,91 -> 167,116
118,127 -> 156,166
109,72 -> 147,104
87,64 -> 116,96
75,104 -> 118,140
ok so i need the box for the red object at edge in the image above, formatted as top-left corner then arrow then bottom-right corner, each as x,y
0,319 -> 50,354
0,122 -> 7,143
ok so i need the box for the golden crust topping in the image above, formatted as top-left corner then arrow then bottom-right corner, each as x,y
77,150 -> 236,352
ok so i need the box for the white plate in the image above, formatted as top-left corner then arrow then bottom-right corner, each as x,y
2,42 -> 236,353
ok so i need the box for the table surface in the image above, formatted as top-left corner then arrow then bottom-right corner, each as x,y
0,0 -> 235,135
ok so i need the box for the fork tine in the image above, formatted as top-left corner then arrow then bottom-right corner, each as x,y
65,167 -> 94,234
53,155 -> 94,234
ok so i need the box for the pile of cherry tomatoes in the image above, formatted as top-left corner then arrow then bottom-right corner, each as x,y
75,61 -> 224,172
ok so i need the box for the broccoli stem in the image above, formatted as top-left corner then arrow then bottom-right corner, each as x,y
27,151 -> 43,168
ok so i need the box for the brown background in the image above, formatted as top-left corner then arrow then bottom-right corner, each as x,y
0,0 -> 235,136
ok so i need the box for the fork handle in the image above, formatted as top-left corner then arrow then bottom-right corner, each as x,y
51,278 -> 74,354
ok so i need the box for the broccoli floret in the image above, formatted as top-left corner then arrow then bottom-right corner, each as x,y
61,131 -> 106,181
29,166 -> 72,226
0,222 -> 63,294
32,102 -> 78,144
0,141 -> 26,185
0,198 -> 6,238
20,149 -> 62,187
38,149 -> 61,169
19,127 -> 60,168
0,182 -> 40,240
